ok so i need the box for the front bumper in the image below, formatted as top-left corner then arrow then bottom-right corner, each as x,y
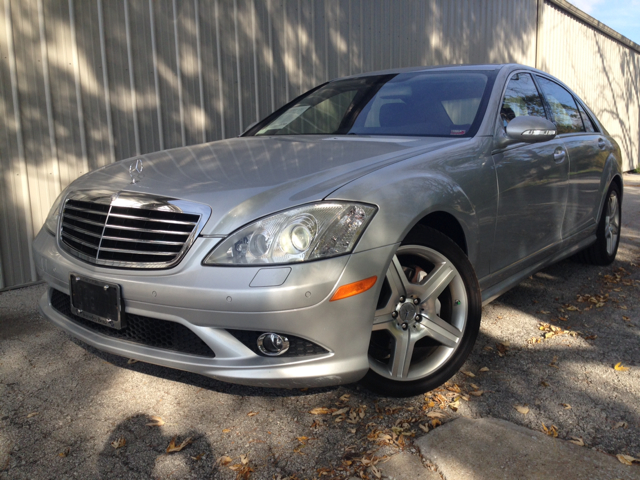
33,229 -> 397,388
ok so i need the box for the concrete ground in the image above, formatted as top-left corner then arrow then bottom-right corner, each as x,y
1,174 -> 639,480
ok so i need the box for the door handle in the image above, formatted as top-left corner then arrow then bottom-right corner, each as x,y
553,148 -> 566,163
598,138 -> 606,150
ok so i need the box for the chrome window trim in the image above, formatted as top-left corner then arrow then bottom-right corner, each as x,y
57,190 -> 211,269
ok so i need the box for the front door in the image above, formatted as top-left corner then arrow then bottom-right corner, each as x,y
490,72 -> 569,274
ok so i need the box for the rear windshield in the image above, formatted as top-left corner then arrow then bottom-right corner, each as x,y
249,71 -> 495,138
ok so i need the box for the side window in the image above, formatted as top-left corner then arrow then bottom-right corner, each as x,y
500,73 -> 546,128
535,76 -> 585,134
576,101 -> 598,133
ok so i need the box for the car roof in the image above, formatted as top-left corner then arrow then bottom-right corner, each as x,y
334,63 -> 534,81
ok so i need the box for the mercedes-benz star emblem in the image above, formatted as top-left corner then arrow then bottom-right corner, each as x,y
129,158 -> 143,184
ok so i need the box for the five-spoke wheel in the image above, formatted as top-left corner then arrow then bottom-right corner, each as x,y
362,226 -> 481,397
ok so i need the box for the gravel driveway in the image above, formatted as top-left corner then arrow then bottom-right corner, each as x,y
1,179 -> 638,479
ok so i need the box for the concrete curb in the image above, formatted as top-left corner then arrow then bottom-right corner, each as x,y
414,416 -> 639,480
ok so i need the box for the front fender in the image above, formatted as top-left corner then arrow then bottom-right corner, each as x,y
326,138 -> 497,278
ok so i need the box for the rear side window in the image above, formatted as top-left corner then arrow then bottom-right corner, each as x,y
500,73 -> 547,128
576,101 -> 598,133
535,76 -> 585,134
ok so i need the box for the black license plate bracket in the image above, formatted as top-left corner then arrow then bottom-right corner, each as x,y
69,274 -> 125,329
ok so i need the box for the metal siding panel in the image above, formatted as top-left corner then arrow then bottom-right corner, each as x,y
103,1 -> 136,162
128,0 -> 161,154
74,0 -> 111,171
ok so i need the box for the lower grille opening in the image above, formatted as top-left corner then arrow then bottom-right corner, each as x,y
227,329 -> 329,357
50,289 -> 215,358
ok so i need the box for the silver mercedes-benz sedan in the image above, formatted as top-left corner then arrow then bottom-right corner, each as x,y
33,64 -> 623,397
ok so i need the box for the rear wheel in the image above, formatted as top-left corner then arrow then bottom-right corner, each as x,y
362,226 -> 481,397
578,182 -> 621,266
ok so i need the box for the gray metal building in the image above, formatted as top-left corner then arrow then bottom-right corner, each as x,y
1,0 -> 639,289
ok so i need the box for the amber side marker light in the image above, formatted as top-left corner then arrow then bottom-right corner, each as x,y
330,276 -> 378,302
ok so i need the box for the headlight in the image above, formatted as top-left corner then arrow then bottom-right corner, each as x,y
42,189 -> 67,236
203,202 -> 377,265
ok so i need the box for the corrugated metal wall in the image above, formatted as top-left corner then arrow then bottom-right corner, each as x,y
0,0 -> 637,289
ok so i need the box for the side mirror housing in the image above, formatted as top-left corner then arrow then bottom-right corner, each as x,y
495,116 -> 557,149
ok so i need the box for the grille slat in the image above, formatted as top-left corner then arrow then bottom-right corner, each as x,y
107,213 -> 198,226
60,193 -> 204,269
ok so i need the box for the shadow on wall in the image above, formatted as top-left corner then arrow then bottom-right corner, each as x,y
0,0 -> 538,287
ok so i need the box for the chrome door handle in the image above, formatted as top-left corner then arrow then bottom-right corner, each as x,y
598,138 -> 606,149
553,148 -> 566,163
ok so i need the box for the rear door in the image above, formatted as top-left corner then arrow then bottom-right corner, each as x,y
534,76 -> 608,238
490,72 -> 569,274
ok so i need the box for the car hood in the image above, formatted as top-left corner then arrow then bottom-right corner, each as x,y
73,135 -> 466,234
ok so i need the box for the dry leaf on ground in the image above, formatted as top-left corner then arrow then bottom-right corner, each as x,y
613,421 -> 628,429
617,454 -> 639,465
127,358 -> 138,364
614,362 -> 629,371
218,455 -> 233,466
191,453 -> 205,461
247,411 -> 259,417
569,437 -> 584,446
146,415 -> 165,427
560,403 -> 571,410
111,437 -> 126,449
222,428 -> 231,433
26,412 -> 38,418
166,436 -> 192,453
514,405 -> 529,415
426,411 -> 446,419
469,390 -> 484,397
58,447 -> 70,458
461,370 -> 475,378
542,423 -> 558,437
479,367 -> 490,372
309,407 -> 334,415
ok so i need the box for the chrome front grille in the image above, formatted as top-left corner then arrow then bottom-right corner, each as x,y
59,191 -> 210,269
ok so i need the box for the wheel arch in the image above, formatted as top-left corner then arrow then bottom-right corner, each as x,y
415,211 -> 468,255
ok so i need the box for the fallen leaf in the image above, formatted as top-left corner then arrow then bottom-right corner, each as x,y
348,427 -> 356,434
240,454 -> 248,465
483,346 -> 494,352
613,421 -> 628,429
332,407 -> 349,416
222,429 -> 231,433
461,370 -> 475,378
127,358 -> 139,364
339,394 -> 351,402
166,436 -> 192,453
430,418 -> 442,428
514,405 -> 529,415
146,415 -> 165,427
479,367 -> 490,372
469,390 -> 484,397
561,403 -> 571,410
191,453 -> 205,461
622,316 -> 630,321
419,423 -> 429,433
247,411 -> 259,417
309,407 -> 333,415
449,400 -> 460,411
426,411 -> 446,419
218,455 -> 233,466
617,454 -> 638,465
26,412 -> 39,418
540,381 -> 550,387
58,447 -> 70,458
470,383 -> 480,390
614,362 -> 629,371
569,437 -> 584,446
297,436 -> 309,444
111,437 -> 126,449
542,423 -> 558,437
539,310 -> 551,314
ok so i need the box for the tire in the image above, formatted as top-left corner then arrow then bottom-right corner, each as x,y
577,182 -> 621,266
361,225 -> 482,397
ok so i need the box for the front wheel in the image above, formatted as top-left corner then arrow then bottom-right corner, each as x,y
361,226 -> 482,397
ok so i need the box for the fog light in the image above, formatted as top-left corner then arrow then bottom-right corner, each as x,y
257,332 -> 290,356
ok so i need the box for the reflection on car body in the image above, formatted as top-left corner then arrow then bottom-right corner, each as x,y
34,64 -> 623,397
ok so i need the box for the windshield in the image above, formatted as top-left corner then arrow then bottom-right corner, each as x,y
249,71 -> 494,138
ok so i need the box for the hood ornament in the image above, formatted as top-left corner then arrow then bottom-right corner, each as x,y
129,158 -> 143,184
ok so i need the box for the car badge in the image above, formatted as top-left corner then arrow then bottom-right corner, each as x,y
129,158 -> 143,184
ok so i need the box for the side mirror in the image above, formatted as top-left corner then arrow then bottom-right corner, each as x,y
494,115 -> 557,149
506,116 -> 557,143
